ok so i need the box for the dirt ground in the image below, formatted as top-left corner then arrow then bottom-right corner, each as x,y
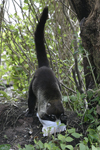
0,100 -> 87,150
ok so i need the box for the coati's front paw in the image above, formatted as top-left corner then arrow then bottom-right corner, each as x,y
41,114 -> 56,121
60,114 -> 67,124
41,113 -> 67,122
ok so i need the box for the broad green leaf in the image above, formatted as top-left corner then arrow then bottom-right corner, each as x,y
71,132 -> 82,138
37,140 -> 44,149
79,143 -> 89,150
67,128 -> 75,134
0,144 -> 11,150
58,134 -> 66,142
26,145 -> 34,150
44,143 -> 51,149
65,137 -> 74,142
92,145 -> 99,150
22,145 -> 35,150
97,125 -> 100,131
66,145 -> 73,150
60,143 -> 67,150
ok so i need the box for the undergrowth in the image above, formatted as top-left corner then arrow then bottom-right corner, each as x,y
0,89 -> 100,150
1,125 -> 100,150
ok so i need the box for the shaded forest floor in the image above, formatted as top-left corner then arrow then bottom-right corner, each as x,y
0,100 -> 88,150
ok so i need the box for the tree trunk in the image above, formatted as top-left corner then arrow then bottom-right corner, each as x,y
69,0 -> 100,90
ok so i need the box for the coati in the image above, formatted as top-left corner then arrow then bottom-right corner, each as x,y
28,7 -> 64,121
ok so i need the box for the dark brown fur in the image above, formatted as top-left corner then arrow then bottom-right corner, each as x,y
27,7 -> 64,121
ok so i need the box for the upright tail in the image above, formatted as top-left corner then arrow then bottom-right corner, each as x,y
35,7 -> 49,68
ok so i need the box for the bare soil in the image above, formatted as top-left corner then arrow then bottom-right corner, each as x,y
0,100 -> 87,150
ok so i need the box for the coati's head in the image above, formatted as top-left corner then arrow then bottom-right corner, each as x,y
40,100 -> 64,121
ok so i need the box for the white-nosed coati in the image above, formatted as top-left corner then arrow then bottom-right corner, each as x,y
27,7 -> 64,121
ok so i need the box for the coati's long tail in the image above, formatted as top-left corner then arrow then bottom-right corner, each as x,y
35,7 -> 49,68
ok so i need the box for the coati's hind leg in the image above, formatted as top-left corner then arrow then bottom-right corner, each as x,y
27,80 -> 37,117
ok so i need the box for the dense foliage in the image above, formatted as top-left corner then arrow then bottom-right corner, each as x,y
1,0 -> 81,98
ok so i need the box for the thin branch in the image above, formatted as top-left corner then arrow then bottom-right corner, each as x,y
60,0 -> 77,16
84,49 -> 98,89
61,0 -> 84,94
61,82 -> 76,94
0,0 -> 5,65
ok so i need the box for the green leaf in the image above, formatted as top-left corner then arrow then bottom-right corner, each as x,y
23,5 -> 28,10
24,0 -> 28,3
44,142 -> 59,150
19,144 -> 35,150
65,137 -> 74,142
66,145 -> 73,150
37,140 -> 44,149
92,145 -> 98,150
60,143 -> 67,150
13,84 -> 18,90
97,125 -> 100,131
71,132 -> 82,138
67,128 -> 75,134
44,143 -> 50,149
17,144 -> 21,148
0,144 -> 11,150
0,90 -> 10,100
79,143 -> 89,150
58,134 -> 66,142
84,137 -> 88,143
47,54 -> 50,58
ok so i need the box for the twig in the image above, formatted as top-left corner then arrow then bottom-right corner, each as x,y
61,82 -> 76,94
62,0 -> 84,94
84,49 -> 98,89
60,0 -> 77,16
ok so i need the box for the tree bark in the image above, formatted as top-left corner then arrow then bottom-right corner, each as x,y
69,0 -> 100,90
